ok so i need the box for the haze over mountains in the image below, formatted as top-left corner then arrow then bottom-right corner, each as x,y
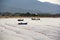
0,0 -> 60,14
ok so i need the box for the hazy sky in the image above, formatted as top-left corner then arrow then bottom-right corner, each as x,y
38,0 -> 60,5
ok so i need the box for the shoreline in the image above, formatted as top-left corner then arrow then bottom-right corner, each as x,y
0,16 -> 60,18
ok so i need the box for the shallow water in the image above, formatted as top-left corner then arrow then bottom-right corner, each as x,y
0,18 -> 60,40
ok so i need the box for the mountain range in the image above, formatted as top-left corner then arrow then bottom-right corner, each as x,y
0,0 -> 60,14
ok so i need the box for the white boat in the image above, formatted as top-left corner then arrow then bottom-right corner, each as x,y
31,17 -> 40,20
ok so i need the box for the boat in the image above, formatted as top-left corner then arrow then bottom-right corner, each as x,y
18,19 -> 24,21
18,22 -> 27,25
31,18 -> 40,20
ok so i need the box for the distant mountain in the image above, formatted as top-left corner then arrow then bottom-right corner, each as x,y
0,0 -> 60,14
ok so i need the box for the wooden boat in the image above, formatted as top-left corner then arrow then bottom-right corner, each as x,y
18,22 -> 27,25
